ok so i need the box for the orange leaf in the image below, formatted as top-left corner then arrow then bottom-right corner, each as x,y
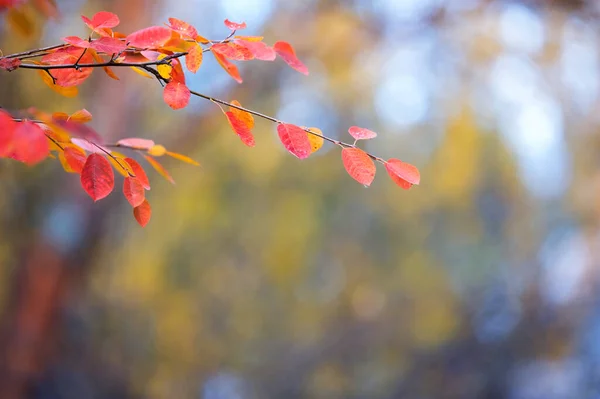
69,109 -> 92,123
274,41 -> 308,75
211,49 -> 242,83
117,137 -> 155,150
163,81 -> 191,110
230,100 -> 254,129
224,19 -> 246,30
277,123 -> 311,159
89,48 -> 119,80
143,155 -> 175,184
225,111 -> 255,147
211,42 -> 253,61
348,126 -> 377,140
124,157 -> 150,189
307,127 -> 324,153
167,17 -> 198,39
123,176 -> 145,207
133,199 -> 151,227
341,148 -> 376,187
185,42 -> 203,73
80,153 -> 114,201
127,26 -> 171,49
385,158 -> 420,190
170,58 -> 186,84
165,151 -> 200,166
234,39 -> 276,61
62,146 -> 86,173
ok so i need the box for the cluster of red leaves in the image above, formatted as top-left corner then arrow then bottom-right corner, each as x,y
0,10 -> 421,227
0,108 -> 199,227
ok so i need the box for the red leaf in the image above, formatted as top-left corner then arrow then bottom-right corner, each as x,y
341,148 -> 376,187
133,199 -> 151,227
0,110 -> 16,156
81,11 -> 119,31
63,146 -> 86,173
277,123 -> 311,159
90,37 -> 127,54
123,176 -> 145,207
124,157 -> 150,190
54,119 -> 102,141
348,126 -> 377,140
41,48 -> 94,87
62,36 -> 90,48
234,39 -> 276,61
9,121 -> 49,165
117,138 -> 155,150
225,111 -> 255,147
170,58 -> 186,84
385,158 -> 420,190
163,81 -> 191,110
127,26 -> 172,49
211,49 -> 242,83
274,41 -> 308,75
224,19 -> 246,30
0,57 -> 21,71
80,153 -> 114,201
211,42 -> 254,61
167,17 -> 198,39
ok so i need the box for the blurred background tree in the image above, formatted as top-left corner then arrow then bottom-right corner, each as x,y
2,0 -> 600,398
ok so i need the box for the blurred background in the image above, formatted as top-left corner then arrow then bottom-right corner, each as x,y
1,0 -> 600,398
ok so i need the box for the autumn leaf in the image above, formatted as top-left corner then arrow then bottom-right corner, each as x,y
165,151 -> 200,166
385,158 -> 420,190
143,155 -> 175,184
224,19 -> 246,30
274,41 -> 308,75
348,126 -> 377,140
307,127 -> 324,153
124,157 -> 150,189
9,121 -> 49,165
225,111 -> 255,147
277,123 -> 311,159
234,39 -> 276,61
211,42 -> 253,61
130,66 -> 153,79
0,57 -> 21,71
37,70 -> 78,97
211,49 -> 242,83
62,146 -> 86,173
230,100 -> 254,129
185,42 -> 203,73
167,17 -> 198,40
90,37 -> 127,54
127,26 -> 172,49
123,177 -> 145,207
89,48 -> 119,80
62,36 -> 90,48
133,199 -> 151,227
163,81 -> 191,110
0,110 -> 16,157
117,137 -> 155,150
70,138 -> 110,154
341,148 -> 376,187
69,108 -> 92,123
81,11 -> 119,33
41,48 -> 94,87
80,153 -> 114,201
148,144 -> 166,156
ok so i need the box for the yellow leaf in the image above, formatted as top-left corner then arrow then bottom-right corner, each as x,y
234,35 -> 264,42
307,127 -> 324,153
166,151 -> 200,166
148,144 -> 167,156
130,66 -> 153,79
230,100 -> 254,129
69,109 -> 92,123
157,54 -> 172,79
